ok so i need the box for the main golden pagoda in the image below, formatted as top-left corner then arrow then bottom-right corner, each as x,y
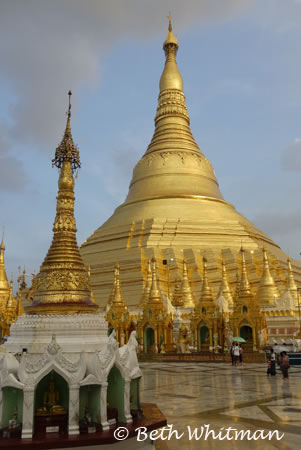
80,21 -> 301,343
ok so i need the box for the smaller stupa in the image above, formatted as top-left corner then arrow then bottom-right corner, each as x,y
0,93 -> 145,441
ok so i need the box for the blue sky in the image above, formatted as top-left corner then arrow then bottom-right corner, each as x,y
1,0 -> 301,289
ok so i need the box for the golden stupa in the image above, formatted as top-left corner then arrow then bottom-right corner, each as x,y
26,92 -> 98,315
80,20 -> 301,309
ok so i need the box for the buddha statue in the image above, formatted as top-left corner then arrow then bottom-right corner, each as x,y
8,408 -> 19,429
37,376 -> 66,415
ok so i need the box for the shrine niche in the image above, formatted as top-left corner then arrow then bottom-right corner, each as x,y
144,327 -> 155,352
107,366 -> 125,423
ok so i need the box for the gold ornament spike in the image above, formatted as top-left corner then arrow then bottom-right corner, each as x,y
198,257 -> 214,309
239,247 -> 251,296
0,238 -> 9,292
148,258 -> 162,305
287,258 -> 298,300
234,271 -> 240,301
111,263 -> 125,306
16,291 -> 23,317
217,260 -> 233,307
257,247 -> 278,306
139,260 -> 152,306
26,92 -> 98,315
180,260 -> 195,307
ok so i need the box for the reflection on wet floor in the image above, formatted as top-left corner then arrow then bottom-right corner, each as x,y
140,362 -> 301,450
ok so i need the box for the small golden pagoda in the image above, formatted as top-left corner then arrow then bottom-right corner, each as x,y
0,239 -> 18,338
25,92 -> 98,315
137,258 -> 173,352
105,263 -> 130,344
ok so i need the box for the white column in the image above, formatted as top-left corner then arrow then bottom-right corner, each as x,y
124,380 -> 132,424
68,384 -> 80,435
21,388 -> 34,439
100,383 -> 109,431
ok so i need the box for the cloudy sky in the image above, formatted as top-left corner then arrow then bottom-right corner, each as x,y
1,0 -> 301,288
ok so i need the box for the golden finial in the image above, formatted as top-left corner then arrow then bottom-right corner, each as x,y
166,14 -> 172,32
52,90 -> 80,172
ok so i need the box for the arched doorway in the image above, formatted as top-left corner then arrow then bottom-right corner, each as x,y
144,327 -> 155,353
240,325 -> 253,352
199,325 -> 209,352
107,366 -> 125,423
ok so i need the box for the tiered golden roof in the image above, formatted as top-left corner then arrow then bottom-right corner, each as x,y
26,93 -> 98,315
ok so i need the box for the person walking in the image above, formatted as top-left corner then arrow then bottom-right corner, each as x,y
233,343 -> 240,367
279,351 -> 290,379
269,348 -> 276,376
239,345 -> 243,366
230,343 -> 234,366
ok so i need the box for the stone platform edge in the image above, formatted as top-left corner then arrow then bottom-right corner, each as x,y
0,403 -> 166,450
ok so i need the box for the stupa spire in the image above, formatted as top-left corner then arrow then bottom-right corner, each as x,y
109,263 -> 125,306
147,258 -> 162,305
287,258 -> 298,300
120,21 -> 223,209
180,260 -> 195,307
239,247 -> 252,296
217,260 -> 233,307
198,257 -> 214,311
0,238 -> 9,292
26,92 -> 98,314
139,260 -> 152,306
257,247 -> 278,306
160,16 -> 182,93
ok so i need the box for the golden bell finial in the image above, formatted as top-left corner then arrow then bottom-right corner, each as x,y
52,90 -> 80,173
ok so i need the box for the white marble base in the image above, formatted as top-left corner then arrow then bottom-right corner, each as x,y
5,313 -> 108,354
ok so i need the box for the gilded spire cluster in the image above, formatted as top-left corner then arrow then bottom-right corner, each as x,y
27,92 -> 98,314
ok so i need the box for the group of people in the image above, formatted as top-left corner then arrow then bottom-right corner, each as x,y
230,343 -> 243,366
267,349 -> 290,379
230,344 -> 291,378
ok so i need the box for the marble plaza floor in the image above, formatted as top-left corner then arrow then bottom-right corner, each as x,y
139,362 -> 301,450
